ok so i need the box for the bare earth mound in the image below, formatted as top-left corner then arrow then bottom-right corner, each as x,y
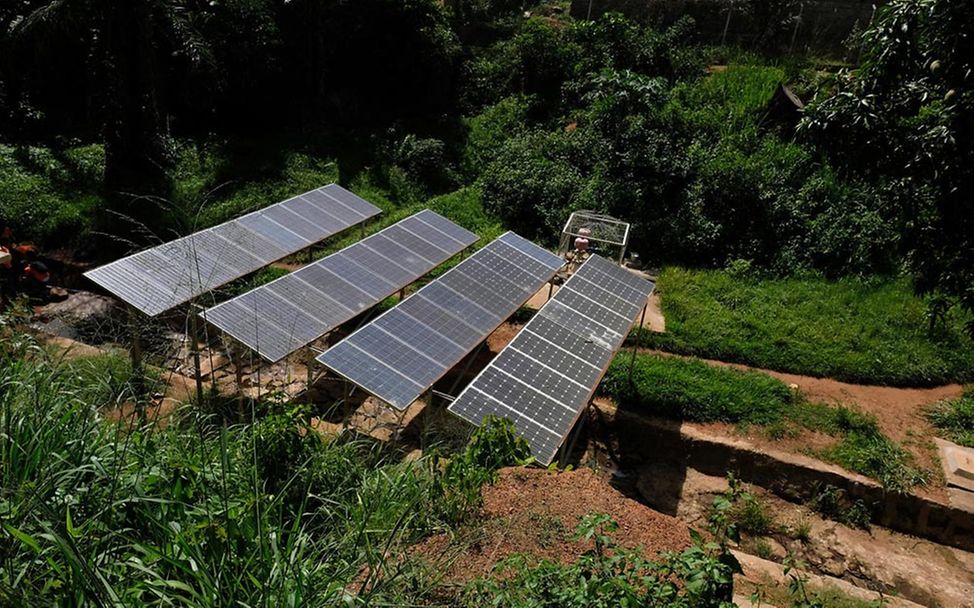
415,467 -> 691,585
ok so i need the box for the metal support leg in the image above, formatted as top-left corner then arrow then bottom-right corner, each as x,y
128,306 -> 145,398
446,341 -> 488,399
559,406 -> 589,468
234,347 -> 245,421
190,311 -> 205,405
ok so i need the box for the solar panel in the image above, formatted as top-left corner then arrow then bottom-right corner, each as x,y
84,184 -> 381,316
317,232 -> 563,410
448,255 -> 655,465
201,210 -> 478,362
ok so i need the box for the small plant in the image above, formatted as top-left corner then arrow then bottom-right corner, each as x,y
463,514 -> 741,608
434,416 -> 533,523
713,474 -> 777,537
751,537 -> 775,560
793,518 -> 812,544
808,484 -> 872,530
927,390 -> 974,448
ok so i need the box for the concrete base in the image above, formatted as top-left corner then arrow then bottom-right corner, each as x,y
937,438 -> 974,493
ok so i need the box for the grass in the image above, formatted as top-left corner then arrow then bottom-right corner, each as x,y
603,353 -> 929,491
601,353 -> 794,426
643,267 -> 974,387
927,388 -> 974,448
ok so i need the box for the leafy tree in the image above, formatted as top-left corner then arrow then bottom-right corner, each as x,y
801,0 -> 974,335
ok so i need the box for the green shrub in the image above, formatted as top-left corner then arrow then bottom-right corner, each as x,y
927,389 -> 974,448
647,267 -> 974,386
461,95 -> 532,179
479,129 -> 586,243
435,416 -> 533,523
808,484 -> 873,529
0,143 -> 103,246
601,353 -> 794,426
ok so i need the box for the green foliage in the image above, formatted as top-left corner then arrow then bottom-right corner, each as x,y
646,267 -> 974,386
463,514 -> 737,608
801,0 -> 974,336
461,95 -> 532,179
479,129 -> 585,242
823,430 -> 928,493
670,65 -> 786,134
0,325 -> 539,605
807,484 -> 873,529
603,351 -> 929,490
927,389 -> 974,448
601,353 -> 794,426
0,143 -> 103,246
435,416 -> 533,523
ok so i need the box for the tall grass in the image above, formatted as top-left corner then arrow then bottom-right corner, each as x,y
0,324 -> 522,605
644,267 -> 974,386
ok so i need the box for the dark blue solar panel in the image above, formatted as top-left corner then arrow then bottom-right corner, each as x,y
203,210 -> 472,361
448,254 -> 655,465
85,183 -> 380,316
319,232 -> 560,409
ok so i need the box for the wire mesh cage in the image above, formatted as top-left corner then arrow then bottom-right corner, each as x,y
558,210 -> 630,265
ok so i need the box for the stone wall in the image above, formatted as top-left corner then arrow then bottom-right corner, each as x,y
603,405 -> 974,553
570,0 -> 884,58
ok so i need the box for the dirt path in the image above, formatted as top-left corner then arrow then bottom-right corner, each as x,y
637,348 -> 963,492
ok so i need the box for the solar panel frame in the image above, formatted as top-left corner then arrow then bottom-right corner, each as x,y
317,232 -> 563,410
84,184 -> 381,316
201,210 -> 478,362
448,255 -> 654,465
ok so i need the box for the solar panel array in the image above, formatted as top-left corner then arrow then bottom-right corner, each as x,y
201,210 -> 478,363
448,254 -> 654,465
84,184 -> 381,316
317,232 -> 564,410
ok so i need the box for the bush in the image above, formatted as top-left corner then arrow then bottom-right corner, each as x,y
435,416 -> 532,523
479,130 -> 585,242
0,143 -> 103,246
461,95 -> 532,179
600,353 -> 794,426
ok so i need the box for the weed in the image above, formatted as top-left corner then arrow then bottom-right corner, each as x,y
529,512 -> 568,548
732,494 -> 777,536
808,485 -> 873,529
750,537 -> 775,560
927,389 -> 974,448
793,518 -> 812,544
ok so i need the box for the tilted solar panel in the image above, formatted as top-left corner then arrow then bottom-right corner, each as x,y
317,233 -> 563,410
201,210 -> 478,363
448,255 -> 655,465
84,184 -> 381,316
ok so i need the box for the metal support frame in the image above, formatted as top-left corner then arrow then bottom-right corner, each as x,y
558,403 -> 591,468
189,310 -> 205,405
127,306 -> 145,398
445,340 -> 488,399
